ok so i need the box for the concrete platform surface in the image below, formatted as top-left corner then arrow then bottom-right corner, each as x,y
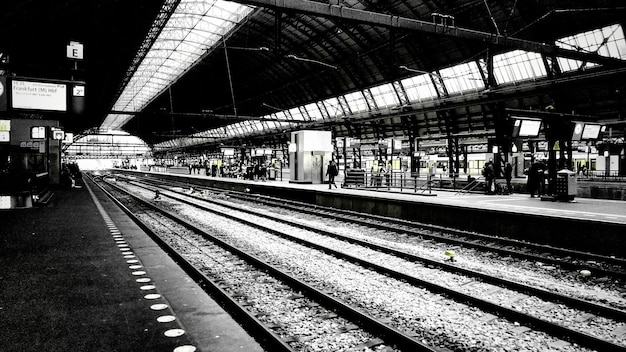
0,176 -> 264,352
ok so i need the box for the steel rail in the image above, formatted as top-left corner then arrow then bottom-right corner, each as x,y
128,178 -> 626,352
96,175 -> 439,352
199,190 -> 626,320
242,189 -> 626,268
134,179 -> 626,320
88,175 -> 296,352
137,174 -> 626,273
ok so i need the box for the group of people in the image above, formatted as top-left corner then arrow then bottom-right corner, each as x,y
183,156 -> 561,198
369,164 -> 391,187
482,158 -> 558,198
188,160 -> 273,181
482,159 -> 513,195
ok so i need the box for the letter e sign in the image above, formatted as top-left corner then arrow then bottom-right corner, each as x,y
66,42 -> 84,59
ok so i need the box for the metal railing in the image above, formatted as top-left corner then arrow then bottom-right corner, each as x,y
342,170 -> 463,193
577,170 -> 626,182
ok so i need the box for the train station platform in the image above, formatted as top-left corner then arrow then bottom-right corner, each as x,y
114,169 -> 626,257
0,176 -> 264,352
2,169 -> 623,352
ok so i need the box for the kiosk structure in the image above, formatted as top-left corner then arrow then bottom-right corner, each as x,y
289,130 -> 333,184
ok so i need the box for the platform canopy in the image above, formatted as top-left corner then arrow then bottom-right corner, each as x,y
2,0 -> 625,152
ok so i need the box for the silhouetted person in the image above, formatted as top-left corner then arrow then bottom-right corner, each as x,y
326,160 -> 338,189
482,158 -> 495,194
504,162 -> 513,194
527,162 -> 545,198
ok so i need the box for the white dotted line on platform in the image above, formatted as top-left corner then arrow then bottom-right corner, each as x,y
85,181 -> 196,352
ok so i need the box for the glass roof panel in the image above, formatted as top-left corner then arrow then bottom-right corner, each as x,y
322,98 -> 343,118
439,62 -> 485,94
369,83 -> 400,109
156,24 -> 626,152
557,24 -> 625,72
492,50 -> 546,84
288,107 -> 305,121
343,91 -> 368,114
252,121 -> 264,132
101,0 -> 253,131
303,103 -> 324,121
400,74 -> 438,102
274,111 -> 288,121
262,117 -> 277,129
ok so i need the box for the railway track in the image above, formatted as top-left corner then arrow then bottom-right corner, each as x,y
136,173 -> 626,280
93,175 -> 427,351
98,173 -> 626,351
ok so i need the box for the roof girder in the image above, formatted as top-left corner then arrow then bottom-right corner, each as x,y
230,0 -> 626,68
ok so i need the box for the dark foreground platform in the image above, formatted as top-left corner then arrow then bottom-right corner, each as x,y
116,169 -> 626,257
0,177 -> 264,352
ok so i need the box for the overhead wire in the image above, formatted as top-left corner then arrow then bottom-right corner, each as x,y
482,0 -> 501,36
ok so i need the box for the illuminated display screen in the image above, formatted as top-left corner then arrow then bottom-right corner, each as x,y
518,119 -> 542,137
581,124 -> 601,140
52,130 -> 64,140
31,126 -> 46,139
0,119 -> 10,131
0,196 -> 11,209
11,80 -> 67,111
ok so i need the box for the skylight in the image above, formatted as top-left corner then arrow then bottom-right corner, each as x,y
153,23 -> 624,152
400,74 -> 438,103
556,24 -> 626,72
439,62 -> 484,94
369,83 -> 400,109
100,0 -> 253,131
492,50 -> 547,84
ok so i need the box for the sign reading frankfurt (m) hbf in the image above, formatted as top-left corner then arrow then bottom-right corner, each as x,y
11,80 -> 67,111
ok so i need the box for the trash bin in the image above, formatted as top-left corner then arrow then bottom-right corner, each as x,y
556,169 -> 577,202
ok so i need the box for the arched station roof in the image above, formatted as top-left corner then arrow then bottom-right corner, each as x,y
2,1 -> 625,153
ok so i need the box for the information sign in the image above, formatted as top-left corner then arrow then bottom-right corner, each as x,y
581,124 -> 601,140
52,130 -> 64,140
0,119 -> 10,131
12,80 -> 67,111
66,41 -> 84,59
30,126 -> 46,139
73,85 -> 85,97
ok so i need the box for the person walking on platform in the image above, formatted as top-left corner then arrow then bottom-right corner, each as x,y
504,161 -> 513,194
327,160 -> 339,189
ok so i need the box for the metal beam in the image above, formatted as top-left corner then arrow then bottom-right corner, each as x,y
233,0 -> 625,67
108,111 -> 303,123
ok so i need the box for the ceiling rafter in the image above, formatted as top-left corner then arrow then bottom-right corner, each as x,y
230,0 -> 626,67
